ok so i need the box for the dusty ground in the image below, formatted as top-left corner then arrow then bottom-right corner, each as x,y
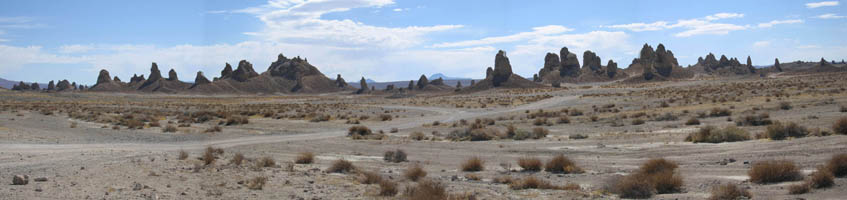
1,73 -> 846,199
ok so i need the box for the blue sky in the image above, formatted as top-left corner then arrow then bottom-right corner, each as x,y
0,0 -> 845,84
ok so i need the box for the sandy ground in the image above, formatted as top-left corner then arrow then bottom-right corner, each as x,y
1,74 -> 847,199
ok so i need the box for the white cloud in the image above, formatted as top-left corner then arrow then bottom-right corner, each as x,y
704,13 -> 745,20
58,44 -> 96,54
392,8 -> 408,12
797,45 -> 821,49
603,21 -> 669,32
814,13 -> 847,19
431,25 -> 573,48
604,13 -> 749,37
757,19 -> 804,28
806,1 -> 839,8
232,0 -> 461,49
753,41 -> 771,47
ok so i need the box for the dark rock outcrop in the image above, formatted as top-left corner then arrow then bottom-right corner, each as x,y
582,51 -> 602,72
56,80 -> 71,91
193,72 -> 210,86
130,74 -> 145,83
47,81 -> 55,91
625,43 -> 691,82
356,77 -> 369,94
417,74 -> 429,89
539,53 -> 560,79
335,74 -> 347,88
30,83 -> 40,90
747,56 -> 755,73
168,69 -> 178,81
231,60 -> 258,82
492,50 -> 513,87
774,58 -> 782,72
97,69 -> 112,85
220,63 -> 233,79
606,60 -> 618,78
113,76 -> 121,82
430,78 -> 444,86
559,47 -> 580,77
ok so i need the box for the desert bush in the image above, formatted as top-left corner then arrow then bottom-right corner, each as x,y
384,149 -> 407,163
230,153 -> 244,166
808,169 -> 834,189
326,159 -> 355,173
295,152 -> 314,164
826,153 -> 847,177
517,157 -> 542,172
640,158 -> 678,175
379,179 -> 398,196
530,127 -> 549,139
632,119 -> 645,125
684,117 -> 700,125
653,112 -> 678,121
788,183 -> 809,194
651,171 -> 683,194
833,117 -> 847,135
148,121 -> 160,127
204,125 -> 222,133
224,115 -> 249,126
493,176 -> 515,184
615,173 -> 654,199
545,154 -> 582,174
178,150 -> 188,160
765,122 -> 809,140
162,124 -> 178,133
410,132 -> 426,140
748,160 -> 802,184
461,157 -> 484,172
685,125 -> 750,143
358,170 -> 383,184
404,165 -> 427,182
708,183 -> 751,200
309,114 -> 330,122
509,176 -> 559,190
202,147 -> 220,165
256,156 -> 276,168
569,134 -> 588,139
348,125 -> 372,136
533,118 -> 547,126
379,114 -> 393,121
70,122 -> 78,128
736,113 -> 773,126
246,176 -> 267,190
404,180 -> 447,200
709,108 -> 732,117
840,105 -> 847,113
464,173 -> 481,181
779,101 -> 792,110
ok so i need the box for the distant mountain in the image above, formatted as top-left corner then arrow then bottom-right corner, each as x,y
429,73 -> 470,80
0,77 -> 48,89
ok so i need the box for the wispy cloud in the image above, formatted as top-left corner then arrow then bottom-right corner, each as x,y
431,25 -> 573,48
392,8 -> 408,12
797,45 -> 821,49
753,40 -> 771,47
806,1 -> 839,8
757,19 -> 804,28
814,13 -> 846,19
603,13 -> 748,37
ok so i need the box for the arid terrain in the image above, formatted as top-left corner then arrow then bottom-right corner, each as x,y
2,69 -> 847,199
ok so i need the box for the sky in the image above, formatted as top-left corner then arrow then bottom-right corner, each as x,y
0,0 -> 845,85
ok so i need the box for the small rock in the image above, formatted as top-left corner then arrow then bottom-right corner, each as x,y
133,182 -> 143,191
12,175 -> 29,185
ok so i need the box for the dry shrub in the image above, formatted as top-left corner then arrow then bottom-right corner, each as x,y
224,115 -> 249,126
545,154 -> 582,174
378,179 -> 398,196
808,168 -> 834,189
327,159 -> 355,173
615,173 -> 654,199
404,180 -> 447,200
204,125 -> 222,133
464,173 -> 480,181
709,107 -> 732,117
246,176 -> 267,190
631,119 -> 645,125
557,116 -> 570,124
295,152 -> 314,164
493,176 -> 514,184
788,183 -> 809,194
358,170 -> 383,184
833,117 -> 847,135
736,113 -> 772,126
708,183 -> 751,200
779,101 -> 792,110
765,122 -> 809,140
461,157 -> 484,172
162,124 -> 178,133
614,158 -> 683,198
748,160 -> 801,184
379,114 -> 393,121
384,149 -> 407,163
348,125 -> 372,136
531,127 -> 549,139
651,171 -> 684,194
686,125 -> 749,143
640,158 -> 678,175
410,132 -> 426,140
684,117 -> 700,125
826,153 -> 847,177
148,121 -> 160,127
256,156 -> 276,168
202,147 -> 220,165
509,176 -> 559,190
404,165 -> 427,182
178,150 -> 188,160
517,157 -> 542,172
230,153 -> 244,166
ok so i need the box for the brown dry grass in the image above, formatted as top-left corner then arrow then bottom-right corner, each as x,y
378,179 -> 398,196
748,160 -> 802,184
178,150 -> 188,160
246,176 -> 267,190
517,157 -> 542,172
545,154 -> 582,174
788,183 -> 809,194
826,153 -> 847,177
256,156 -> 276,168
230,153 -> 244,166
357,170 -> 383,184
294,152 -> 314,164
708,183 -> 751,200
809,168 -> 834,189
460,157 -> 484,172
404,180 -> 447,200
326,159 -> 355,173
833,117 -> 847,135
404,165 -> 427,182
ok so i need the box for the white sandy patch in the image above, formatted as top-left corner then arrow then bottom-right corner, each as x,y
718,175 -> 748,181
317,155 -> 383,162
653,127 -> 698,134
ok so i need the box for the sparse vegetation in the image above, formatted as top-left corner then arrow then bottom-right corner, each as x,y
765,121 -> 809,140
326,159 -> 355,173
545,154 -> 582,174
613,158 -> 683,198
461,156 -> 484,172
833,117 -> 847,135
378,179 -> 398,196
162,124 -> 177,132
295,152 -> 314,164
509,176 -> 560,190
517,157 -> 542,172
684,117 -> 700,125
686,125 -> 750,143
404,180 -> 447,200
178,150 -> 188,160
256,156 -> 276,168
404,165 -> 427,182
230,153 -> 244,166
708,183 -> 751,200
246,176 -> 267,190
826,153 -> 847,177
383,149 -> 407,163
748,160 -> 801,184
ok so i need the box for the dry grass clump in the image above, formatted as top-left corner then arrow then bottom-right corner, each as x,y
708,183 -> 751,200
808,168 -> 834,189
765,121 -> 809,140
326,159 -> 355,173
788,183 -> 809,194
294,152 -> 314,164
631,119 -> 645,125
230,153 -> 244,166
379,114 -> 393,121
256,156 -> 276,168
517,157 -> 543,172
531,127 -> 549,138
736,113 -> 772,126
826,153 -> 847,177
748,160 -> 801,184
779,101 -> 792,110
545,154 -> 582,174
384,149 -> 407,163
203,125 -> 222,133
509,176 -> 560,190
202,146 -> 224,165
409,132 -> 427,140
358,170 -> 383,184
404,180 -> 447,200
404,165 -> 427,182
162,124 -> 178,132
833,117 -> 847,135
246,176 -> 267,190
378,179 -> 398,196
684,117 -> 700,125
709,107 -> 732,117
308,114 -> 330,122
613,158 -> 683,198
223,115 -> 249,126
349,125 -> 384,140
461,157 -> 484,172
685,125 -> 750,143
